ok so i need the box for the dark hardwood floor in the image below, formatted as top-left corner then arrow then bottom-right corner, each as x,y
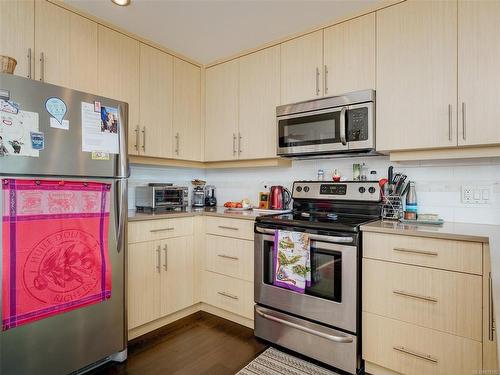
89,312 -> 268,375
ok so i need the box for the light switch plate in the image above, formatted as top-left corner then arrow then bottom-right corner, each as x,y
462,185 -> 492,204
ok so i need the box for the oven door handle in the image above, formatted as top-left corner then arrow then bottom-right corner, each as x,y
255,227 -> 353,243
255,307 -> 353,343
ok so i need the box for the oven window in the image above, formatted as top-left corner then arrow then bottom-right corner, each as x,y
278,111 -> 341,148
262,239 -> 342,302
155,190 -> 182,204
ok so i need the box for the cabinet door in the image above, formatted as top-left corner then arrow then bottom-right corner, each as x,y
0,0 -> 34,79
128,241 -> 162,329
35,1 -> 98,93
280,30 -> 323,104
160,236 -> 194,316
98,26 -> 140,155
376,0 -> 457,151
205,60 -> 239,161
238,46 -> 280,160
458,0 -> 500,146
140,44 -> 173,158
323,13 -> 375,96
173,58 -> 202,161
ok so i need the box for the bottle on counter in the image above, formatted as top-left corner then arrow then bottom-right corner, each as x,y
404,181 -> 417,220
317,169 -> 325,181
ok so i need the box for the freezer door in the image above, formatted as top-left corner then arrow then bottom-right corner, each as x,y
0,178 -> 127,375
0,73 -> 128,178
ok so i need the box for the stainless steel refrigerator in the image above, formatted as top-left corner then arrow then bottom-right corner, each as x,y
0,73 -> 128,374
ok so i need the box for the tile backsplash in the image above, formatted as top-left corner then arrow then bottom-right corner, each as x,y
129,156 -> 500,225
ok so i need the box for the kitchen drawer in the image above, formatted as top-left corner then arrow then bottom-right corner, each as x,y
203,271 -> 253,319
362,312 -> 482,375
363,232 -> 483,275
362,258 -> 482,341
205,234 -> 253,282
205,216 -> 254,240
128,217 -> 194,243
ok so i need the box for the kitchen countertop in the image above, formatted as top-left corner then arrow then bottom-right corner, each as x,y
128,207 -> 281,222
361,219 -> 500,359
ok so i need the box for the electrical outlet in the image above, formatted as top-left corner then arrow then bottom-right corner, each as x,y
461,185 -> 492,204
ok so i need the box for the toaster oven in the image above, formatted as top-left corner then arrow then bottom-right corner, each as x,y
135,184 -> 188,211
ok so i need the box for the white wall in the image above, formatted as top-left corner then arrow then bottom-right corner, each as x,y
129,157 -> 500,225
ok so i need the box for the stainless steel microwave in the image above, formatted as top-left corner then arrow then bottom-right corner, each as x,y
276,90 -> 375,157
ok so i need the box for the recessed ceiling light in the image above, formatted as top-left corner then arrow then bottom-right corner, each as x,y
111,0 -> 131,6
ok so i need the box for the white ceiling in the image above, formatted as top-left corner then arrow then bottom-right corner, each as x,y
64,0 -> 381,65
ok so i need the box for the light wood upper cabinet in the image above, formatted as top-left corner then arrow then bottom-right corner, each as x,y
323,13 -> 375,96
281,30 -> 323,104
128,241 -> 161,330
458,0 -> 500,147
376,0 -> 458,152
139,44 -> 173,159
35,1 -> 98,93
173,58 -> 202,161
238,46 -> 280,159
205,60 -> 239,161
0,0 -> 34,79
160,236 -> 194,316
98,26 -> 140,155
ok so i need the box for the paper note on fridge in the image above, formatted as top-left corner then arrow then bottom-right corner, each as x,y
0,110 -> 40,157
81,102 -> 119,154
50,117 -> 69,130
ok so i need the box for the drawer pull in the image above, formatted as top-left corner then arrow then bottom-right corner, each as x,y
218,225 -> 239,231
217,291 -> 239,300
393,247 -> 438,257
217,254 -> 239,261
393,290 -> 438,303
393,346 -> 438,364
150,227 -> 175,233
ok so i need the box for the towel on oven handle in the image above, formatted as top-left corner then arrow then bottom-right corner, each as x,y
273,230 -> 310,293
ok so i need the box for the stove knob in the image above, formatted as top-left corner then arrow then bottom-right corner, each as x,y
303,186 -> 310,192
368,187 -> 376,194
358,186 -> 366,194
296,186 -> 302,192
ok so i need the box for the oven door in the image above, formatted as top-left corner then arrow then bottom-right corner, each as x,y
277,107 -> 349,156
154,188 -> 184,207
254,229 -> 357,333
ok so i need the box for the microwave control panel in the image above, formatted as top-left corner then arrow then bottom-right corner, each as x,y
347,107 -> 369,142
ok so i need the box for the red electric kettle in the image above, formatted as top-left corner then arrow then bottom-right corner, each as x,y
269,186 -> 292,210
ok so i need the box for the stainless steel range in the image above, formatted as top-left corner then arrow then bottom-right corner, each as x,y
254,181 -> 382,374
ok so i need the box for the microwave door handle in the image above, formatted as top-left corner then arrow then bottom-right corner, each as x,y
340,106 -> 347,146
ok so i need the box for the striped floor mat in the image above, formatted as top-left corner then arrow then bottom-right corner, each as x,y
236,347 -> 340,375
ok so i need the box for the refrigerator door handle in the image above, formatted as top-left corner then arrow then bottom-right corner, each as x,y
115,179 -> 127,253
118,104 -> 130,178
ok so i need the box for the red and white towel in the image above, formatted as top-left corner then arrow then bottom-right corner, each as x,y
2,179 -> 112,330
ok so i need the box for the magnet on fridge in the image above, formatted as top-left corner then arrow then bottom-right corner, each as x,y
45,97 -> 67,126
30,131 -> 45,150
91,151 -> 110,160
94,101 -> 101,112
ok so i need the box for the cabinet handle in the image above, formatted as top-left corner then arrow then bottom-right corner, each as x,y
393,290 -> 438,303
448,104 -> 452,141
134,126 -> 139,151
238,132 -> 242,155
393,247 -> 438,257
324,65 -> 329,95
163,244 -> 168,271
150,227 -> 175,233
393,346 -> 438,364
315,67 -> 320,96
27,48 -> 32,79
39,52 -> 45,82
175,132 -> 180,155
489,272 -> 495,341
232,133 -> 237,156
141,126 -> 146,152
156,245 -> 161,273
218,225 -> 239,231
462,102 -> 466,141
218,291 -> 239,300
217,254 -> 239,261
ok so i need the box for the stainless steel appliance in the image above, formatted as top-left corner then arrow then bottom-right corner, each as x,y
276,90 -> 375,158
254,181 -> 382,374
204,185 -> 217,207
192,186 -> 205,207
0,73 -> 127,374
135,183 -> 188,211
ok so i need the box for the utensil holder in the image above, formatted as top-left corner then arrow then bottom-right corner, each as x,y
382,195 -> 403,220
